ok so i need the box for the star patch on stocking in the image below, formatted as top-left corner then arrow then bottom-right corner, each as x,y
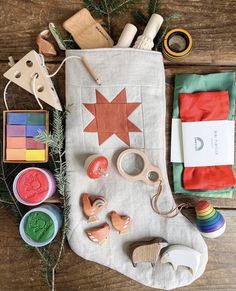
83,88 -> 141,145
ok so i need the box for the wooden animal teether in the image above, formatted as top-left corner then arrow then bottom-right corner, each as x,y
86,223 -> 110,245
130,238 -> 168,267
195,200 -> 226,238
63,8 -> 114,49
117,148 -> 163,187
84,154 -> 109,179
160,245 -> 201,274
82,193 -> 107,223
110,211 -> 131,234
36,30 -> 57,57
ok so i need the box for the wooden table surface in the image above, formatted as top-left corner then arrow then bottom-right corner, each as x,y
0,1 -> 236,290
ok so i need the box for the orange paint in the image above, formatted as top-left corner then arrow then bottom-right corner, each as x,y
6,149 -> 26,160
7,137 -> 26,149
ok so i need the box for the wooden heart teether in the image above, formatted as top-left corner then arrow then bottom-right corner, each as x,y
82,193 -> 107,223
117,148 -> 163,187
110,211 -> 131,234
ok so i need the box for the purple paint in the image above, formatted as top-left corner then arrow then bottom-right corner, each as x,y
26,125 -> 46,137
7,125 -> 26,136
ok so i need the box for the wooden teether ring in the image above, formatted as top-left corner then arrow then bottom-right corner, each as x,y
117,149 -> 163,187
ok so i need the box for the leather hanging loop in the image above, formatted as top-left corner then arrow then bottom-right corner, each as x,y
151,182 -> 192,218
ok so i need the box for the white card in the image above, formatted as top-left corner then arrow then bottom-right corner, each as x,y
182,120 -> 235,167
171,118 -> 184,163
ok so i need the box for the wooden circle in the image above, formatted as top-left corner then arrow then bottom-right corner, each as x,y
117,148 -> 163,187
163,28 -> 192,58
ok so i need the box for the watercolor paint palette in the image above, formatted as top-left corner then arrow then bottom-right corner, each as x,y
3,110 -> 49,163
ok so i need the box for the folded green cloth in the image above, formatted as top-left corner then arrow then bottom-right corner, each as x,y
172,72 -> 236,198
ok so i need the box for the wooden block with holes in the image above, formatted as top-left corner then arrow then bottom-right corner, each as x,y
3,110 -> 49,163
3,50 -> 62,110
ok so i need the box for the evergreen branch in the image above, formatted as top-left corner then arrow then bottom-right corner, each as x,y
133,10 -> 148,25
83,0 -> 107,15
35,108 -> 70,291
84,0 -> 137,34
148,0 -> 161,16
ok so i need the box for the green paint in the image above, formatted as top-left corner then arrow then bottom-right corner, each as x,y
27,113 -> 46,125
25,211 -> 54,242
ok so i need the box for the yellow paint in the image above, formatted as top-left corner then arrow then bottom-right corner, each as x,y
6,149 -> 26,160
26,150 -> 45,161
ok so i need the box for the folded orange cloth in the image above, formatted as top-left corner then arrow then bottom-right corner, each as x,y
180,91 -> 236,190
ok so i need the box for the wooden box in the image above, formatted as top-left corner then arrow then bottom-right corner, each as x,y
3,110 -> 49,163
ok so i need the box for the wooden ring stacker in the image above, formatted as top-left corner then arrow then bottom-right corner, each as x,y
117,149 -> 191,218
117,148 -> 163,187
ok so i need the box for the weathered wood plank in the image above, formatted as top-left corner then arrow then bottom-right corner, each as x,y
0,0 -> 235,65
0,208 -> 235,290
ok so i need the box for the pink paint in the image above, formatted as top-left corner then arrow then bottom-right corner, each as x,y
13,168 -> 56,206
26,138 -> 45,149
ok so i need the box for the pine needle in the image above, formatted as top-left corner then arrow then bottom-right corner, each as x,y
133,10 -> 148,25
84,0 -> 138,34
148,0 -> 161,16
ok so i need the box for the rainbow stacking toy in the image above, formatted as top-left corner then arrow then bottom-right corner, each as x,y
195,200 -> 226,238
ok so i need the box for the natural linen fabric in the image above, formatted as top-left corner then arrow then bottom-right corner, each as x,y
173,72 -> 236,198
65,49 -> 208,290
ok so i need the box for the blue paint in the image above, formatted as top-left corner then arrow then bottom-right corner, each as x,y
26,125 -> 46,137
7,113 -> 28,125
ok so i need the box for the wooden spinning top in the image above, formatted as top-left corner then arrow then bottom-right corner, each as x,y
110,211 -> 131,234
82,193 -> 107,223
86,223 -> 110,245
195,200 -> 226,238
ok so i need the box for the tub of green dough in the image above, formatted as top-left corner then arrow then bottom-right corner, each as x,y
19,204 -> 62,247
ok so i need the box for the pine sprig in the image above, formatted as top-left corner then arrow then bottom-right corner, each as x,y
84,0 -> 137,33
35,108 -> 70,291
133,10 -> 148,25
148,0 -> 161,16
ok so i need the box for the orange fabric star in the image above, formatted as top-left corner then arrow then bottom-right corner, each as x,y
83,89 -> 141,145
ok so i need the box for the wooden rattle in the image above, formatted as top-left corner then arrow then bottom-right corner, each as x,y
130,238 -> 168,267
117,148 -> 163,187
110,211 -> 131,234
82,193 -> 107,223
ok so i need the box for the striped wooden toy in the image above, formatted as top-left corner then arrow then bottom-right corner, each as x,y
195,200 -> 226,238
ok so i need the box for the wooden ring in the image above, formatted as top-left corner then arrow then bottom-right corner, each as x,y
117,148 -> 163,187
163,28 -> 192,58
